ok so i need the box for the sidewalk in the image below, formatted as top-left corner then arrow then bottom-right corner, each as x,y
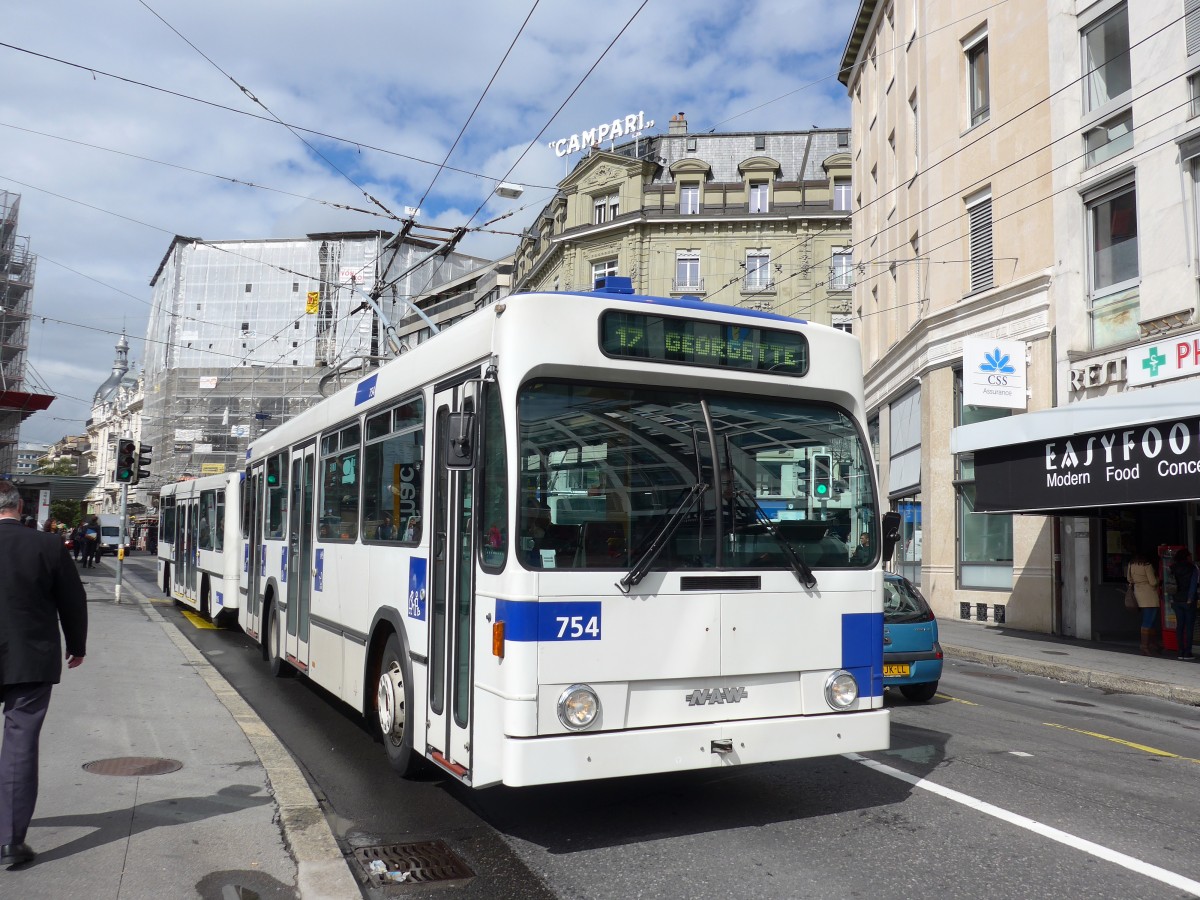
939,617 -> 1200,706
4,557 -> 361,900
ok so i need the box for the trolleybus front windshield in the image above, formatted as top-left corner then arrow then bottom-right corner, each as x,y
516,380 -> 878,571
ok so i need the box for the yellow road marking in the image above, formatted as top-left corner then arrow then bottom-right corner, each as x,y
936,693 -> 976,705
1044,722 -> 1200,763
180,609 -> 219,630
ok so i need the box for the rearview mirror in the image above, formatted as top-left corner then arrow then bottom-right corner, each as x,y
881,511 -> 902,562
445,412 -> 476,469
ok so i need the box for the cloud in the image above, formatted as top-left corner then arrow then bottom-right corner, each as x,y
3,0 -> 855,445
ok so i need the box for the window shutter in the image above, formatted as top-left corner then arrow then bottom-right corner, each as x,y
1188,0 -> 1200,57
968,198 -> 993,292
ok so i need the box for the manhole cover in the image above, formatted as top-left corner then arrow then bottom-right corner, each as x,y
83,757 -> 183,776
353,840 -> 474,887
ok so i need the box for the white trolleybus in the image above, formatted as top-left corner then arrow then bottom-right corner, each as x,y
239,277 -> 897,788
158,471 -> 242,626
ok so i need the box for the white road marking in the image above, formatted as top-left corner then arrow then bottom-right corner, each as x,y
846,753 -> 1200,897
1009,751 -> 1033,757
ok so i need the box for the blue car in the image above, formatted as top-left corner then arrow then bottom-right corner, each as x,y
883,573 -> 942,702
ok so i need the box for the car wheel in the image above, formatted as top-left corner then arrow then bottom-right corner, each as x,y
374,633 -> 418,777
900,681 -> 938,702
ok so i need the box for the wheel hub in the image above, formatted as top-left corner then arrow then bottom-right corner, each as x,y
377,661 -> 405,739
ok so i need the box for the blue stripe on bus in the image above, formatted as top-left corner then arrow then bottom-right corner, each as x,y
842,612 -> 884,698
495,599 -> 602,642
546,290 -> 805,324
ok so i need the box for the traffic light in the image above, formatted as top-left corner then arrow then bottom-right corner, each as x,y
115,439 -> 136,483
811,453 -> 833,500
134,444 -> 153,485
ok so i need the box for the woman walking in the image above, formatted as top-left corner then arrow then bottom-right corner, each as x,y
1128,548 -> 1161,656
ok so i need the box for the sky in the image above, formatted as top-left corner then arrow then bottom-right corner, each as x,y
2,0 -> 857,446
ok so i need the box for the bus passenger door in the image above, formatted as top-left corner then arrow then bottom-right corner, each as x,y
427,382 -> 477,776
245,468 -> 264,640
285,444 -> 316,669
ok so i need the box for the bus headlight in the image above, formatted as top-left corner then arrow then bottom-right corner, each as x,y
557,684 -> 600,731
824,670 -> 859,710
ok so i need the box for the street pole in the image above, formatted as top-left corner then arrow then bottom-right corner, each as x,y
116,480 -> 127,604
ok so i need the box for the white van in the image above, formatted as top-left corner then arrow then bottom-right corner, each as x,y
97,514 -> 128,556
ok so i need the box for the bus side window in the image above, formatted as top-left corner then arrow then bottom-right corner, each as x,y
364,397 -> 424,544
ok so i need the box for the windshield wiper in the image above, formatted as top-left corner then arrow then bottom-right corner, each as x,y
616,481 -> 708,594
734,489 -> 817,590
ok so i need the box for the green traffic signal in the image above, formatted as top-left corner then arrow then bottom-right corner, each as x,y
115,438 -> 137,483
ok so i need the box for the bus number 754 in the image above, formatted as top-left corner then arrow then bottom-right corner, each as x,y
556,615 -> 600,639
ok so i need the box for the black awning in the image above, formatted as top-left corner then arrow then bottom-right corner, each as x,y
975,414 -> 1200,514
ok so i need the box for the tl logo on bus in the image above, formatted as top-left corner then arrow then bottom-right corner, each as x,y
685,686 -> 748,706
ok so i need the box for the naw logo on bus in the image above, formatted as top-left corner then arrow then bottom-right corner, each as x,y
685,686 -> 749,706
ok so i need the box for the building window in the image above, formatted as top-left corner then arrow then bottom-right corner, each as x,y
954,370 -> 1013,590
966,32 -> 989,126
592,257 -> 619,286
909,91 -> 919,173
686,137 -> 697,152
1084,109 -> 1134,167
967,193 -> 993,294
1083,5 -> 1131,115
749,181 -> 769,213
1087,179 -> 1139,347
744,250 -> 772,291
680,183 -> 700,214
593,191 -> 619,224
1190,71 -> 1200,118
245,283 -> 253,293
831,250 -> 853,291
837,130 -> 849,148
832,313 -> 853,333
754,134 -> 766,151
674,251 -> 701,291
1189,0 -> 1200,59
833,178 -> 852,211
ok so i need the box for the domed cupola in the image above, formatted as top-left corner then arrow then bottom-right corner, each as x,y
92,331 -> 130,406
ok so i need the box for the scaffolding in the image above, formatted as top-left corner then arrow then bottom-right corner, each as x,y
0,191 -> 39,474
140,231 -> 490,490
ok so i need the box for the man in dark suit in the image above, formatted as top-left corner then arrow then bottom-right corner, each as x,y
0,481 -> 87,869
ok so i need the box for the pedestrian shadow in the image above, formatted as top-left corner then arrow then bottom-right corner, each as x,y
29,784 -> 271,864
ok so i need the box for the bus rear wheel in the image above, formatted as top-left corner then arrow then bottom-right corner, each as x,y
375,633 -> 417,776
266,603 -> 293,679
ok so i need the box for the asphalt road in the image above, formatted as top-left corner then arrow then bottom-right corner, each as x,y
122,557 -> 1200,900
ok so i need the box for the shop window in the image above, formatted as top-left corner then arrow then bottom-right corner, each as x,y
894,495 -> 922,585
954,369 -> 1013,589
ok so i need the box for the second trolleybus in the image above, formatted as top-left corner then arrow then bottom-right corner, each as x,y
237,277 -> 897,787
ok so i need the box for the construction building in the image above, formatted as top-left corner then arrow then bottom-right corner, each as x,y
0,190 -> 54,474
141,231 -> 489,490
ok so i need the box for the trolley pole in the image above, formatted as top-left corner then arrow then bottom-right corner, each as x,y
115,481 -> 127,604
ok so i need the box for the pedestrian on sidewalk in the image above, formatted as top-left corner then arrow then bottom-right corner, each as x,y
1128,548 -> 1161,656
81,516 -> 100,568
1170,549 -> 1198,661
0,480 -> 87,870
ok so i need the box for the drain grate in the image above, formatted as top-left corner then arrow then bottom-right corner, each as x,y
83,757 -> 183,776
353,840 -> 474,887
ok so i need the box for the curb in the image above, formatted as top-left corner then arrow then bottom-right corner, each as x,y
120,576 -> 361,900
942,644 -> 1200,708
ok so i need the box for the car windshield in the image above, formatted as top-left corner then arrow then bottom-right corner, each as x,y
884,577 -> 931,623
516,380 -> 878,571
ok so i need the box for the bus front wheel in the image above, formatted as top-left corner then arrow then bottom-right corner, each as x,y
375,633 -> 417,776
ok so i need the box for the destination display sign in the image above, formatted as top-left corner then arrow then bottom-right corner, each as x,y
974,415 -> 1200,512
600,312 -> 808,376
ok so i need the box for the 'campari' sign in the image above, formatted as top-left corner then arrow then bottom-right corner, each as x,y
547,111 -> 654,157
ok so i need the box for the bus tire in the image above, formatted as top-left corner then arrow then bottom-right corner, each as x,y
375,633 -> 417,777
266,603 -> 294,679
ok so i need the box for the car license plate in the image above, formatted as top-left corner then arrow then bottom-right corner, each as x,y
883,663 -> 911,677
